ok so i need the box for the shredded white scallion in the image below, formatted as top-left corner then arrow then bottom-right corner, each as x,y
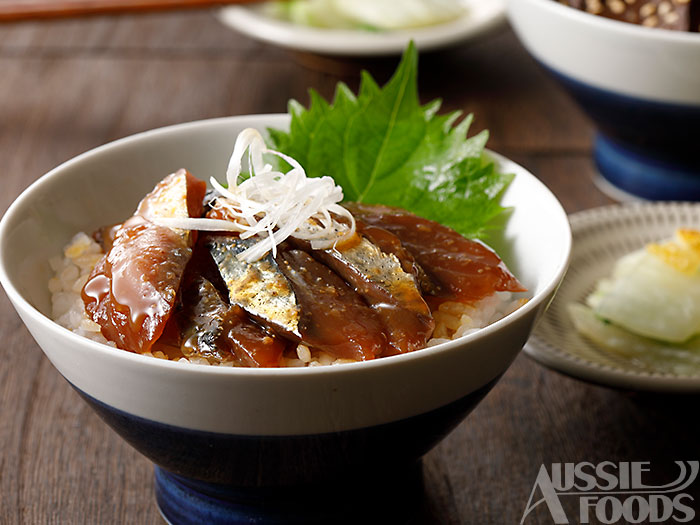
152,128 -> 355,262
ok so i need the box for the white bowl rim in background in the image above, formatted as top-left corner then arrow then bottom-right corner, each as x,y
507,0 -> 700,106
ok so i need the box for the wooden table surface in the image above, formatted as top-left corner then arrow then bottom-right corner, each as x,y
1,10 -> 698,525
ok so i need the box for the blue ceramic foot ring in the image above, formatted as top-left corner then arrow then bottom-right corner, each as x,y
155,462 -> 423,525
594,134 -> 700,201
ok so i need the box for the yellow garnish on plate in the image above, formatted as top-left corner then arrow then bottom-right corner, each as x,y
647,228 -> 700,275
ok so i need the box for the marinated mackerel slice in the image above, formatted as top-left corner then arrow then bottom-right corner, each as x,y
310,234 -> 435,355
93,223 -> 121,253
177,275 -> 286,367
207,235 -> 301,338
347,203 -> 526,307
278,249 -> 390,361
82,170 -> 207,353
177,274 -> 232,362
136,169 -> 206,234
353,219 -> 438,295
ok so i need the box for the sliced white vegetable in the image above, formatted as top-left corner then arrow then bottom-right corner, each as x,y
155,127 -> 355,263
332,0 -> 466,30
568,303 -> 700,375
588,249 -> 700,343
264,0 -> 467,30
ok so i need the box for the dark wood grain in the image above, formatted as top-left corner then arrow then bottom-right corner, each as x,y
0,0 -> 262,23
3,11 -> 690,525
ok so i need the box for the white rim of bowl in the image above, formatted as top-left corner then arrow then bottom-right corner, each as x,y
515,0 -> 700,45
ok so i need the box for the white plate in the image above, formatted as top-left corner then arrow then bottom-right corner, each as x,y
525,202 -> 700,393
217,1 -> 505,56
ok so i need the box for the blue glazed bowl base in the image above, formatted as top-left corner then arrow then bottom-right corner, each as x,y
594,134 -> 700,201
155,461 -> 424,525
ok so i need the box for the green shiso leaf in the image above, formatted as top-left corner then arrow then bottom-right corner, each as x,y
268,41 -> 513,240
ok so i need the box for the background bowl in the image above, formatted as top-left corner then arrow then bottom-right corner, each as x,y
507,0 -> 700,201
0,114 -> 570,523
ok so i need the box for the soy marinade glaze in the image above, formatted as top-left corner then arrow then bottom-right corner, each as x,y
82,173 -> 524,367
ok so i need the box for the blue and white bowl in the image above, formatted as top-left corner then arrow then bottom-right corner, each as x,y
0,114 -> 571,524
508,0 -> 700,201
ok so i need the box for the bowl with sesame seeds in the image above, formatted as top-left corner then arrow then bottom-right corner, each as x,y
508,0 -> 700,200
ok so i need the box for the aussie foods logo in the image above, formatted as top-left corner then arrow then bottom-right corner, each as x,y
521,461 -> 698,524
